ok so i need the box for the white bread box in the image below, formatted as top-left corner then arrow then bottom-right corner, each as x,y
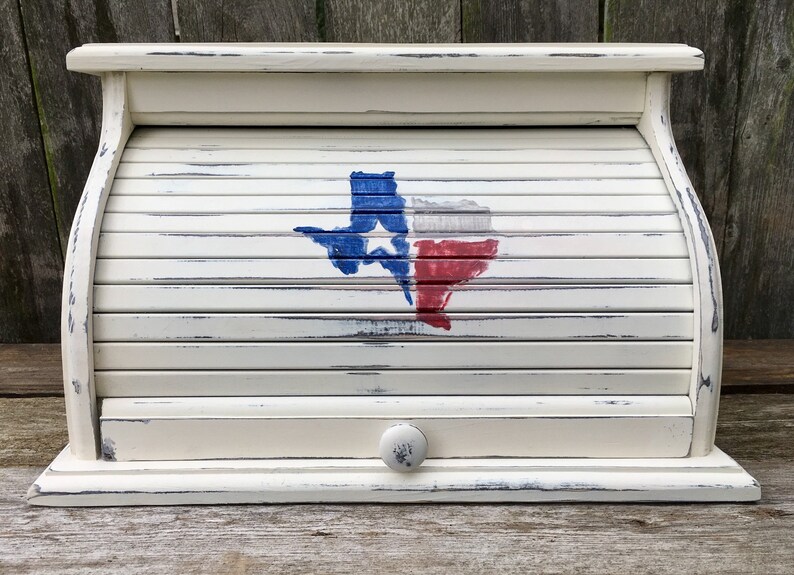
29,43 -> 760,505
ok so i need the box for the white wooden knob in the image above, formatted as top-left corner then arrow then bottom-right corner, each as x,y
379,423 -> 428,472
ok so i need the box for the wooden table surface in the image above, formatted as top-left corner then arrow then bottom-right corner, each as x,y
1,342 -> 792,574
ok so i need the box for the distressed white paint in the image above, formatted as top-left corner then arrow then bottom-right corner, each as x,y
60,72 -> 132,459
28,447 -> 759,506
98,396 -> 694,460
121,146 -> 657,163
92,312 -> 694,341
637,74 -> 724,457
110,177 -> 670,196
104,195 -> 675,214
92,258 -> 693,285
97,232 -> 691,259
38,43 -> 757,505
126,126 -> 648,149
93,369 -> 692,397
99,414 -> 693,460
114,161 -> 661,179
92,341 -> 693,370
100,213 -> 685,233
93,284 -> 696,313
121,71 -> 647,126
66,43 -> 706,74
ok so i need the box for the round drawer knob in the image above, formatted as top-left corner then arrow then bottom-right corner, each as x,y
379,423 -> 428,472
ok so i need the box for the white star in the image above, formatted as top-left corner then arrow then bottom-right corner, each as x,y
362,220 -> 399,256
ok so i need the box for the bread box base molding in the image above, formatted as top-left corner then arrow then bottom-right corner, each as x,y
28,446 -> 759,506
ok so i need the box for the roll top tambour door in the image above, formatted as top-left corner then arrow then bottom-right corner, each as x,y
93,126 -> 695,461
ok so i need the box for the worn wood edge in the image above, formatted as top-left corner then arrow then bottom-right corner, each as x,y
59,72 -> 132,458
66,43 -> 705,74
26,446 -> 758,506
638,73 -> 723,457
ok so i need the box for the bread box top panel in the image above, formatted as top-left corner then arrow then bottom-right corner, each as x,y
66,43 -> 705,74
66,44 -> 703,127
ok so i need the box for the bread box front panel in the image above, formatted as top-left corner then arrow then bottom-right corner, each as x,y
28,44 -> 760,505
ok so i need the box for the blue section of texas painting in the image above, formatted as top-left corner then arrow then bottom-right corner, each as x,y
294,171 -> 413,304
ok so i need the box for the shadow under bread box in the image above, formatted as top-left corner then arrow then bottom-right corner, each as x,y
29,43 -> 760,505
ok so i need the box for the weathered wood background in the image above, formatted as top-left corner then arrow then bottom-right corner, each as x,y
1,0 -> 792,342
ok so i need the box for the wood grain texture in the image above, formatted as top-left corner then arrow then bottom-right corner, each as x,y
604,0 -> 744,253
604,0 -> 794,338
0,0 -> 63,343
16,0 -> 175,251
176,0 -> 318,42
462,0 -> 599,42
719,0 -> 794,339
1,394 -> 792,573
325,0 -> 461,42
0,344 -> 62,396
723,341 -> 794,392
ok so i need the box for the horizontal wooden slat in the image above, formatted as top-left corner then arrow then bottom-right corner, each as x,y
93,284 -> 695,313
114,162 -> 661,180
104,195 -> 675,215
121,148 -> 657,164
93,369 -> 693,397
93,258 -> 692,285
126,126 -> 645,143
100,213 -> 684,233
97,233 -> 690,259
99,395 -> 693,460
92,342 -> 693,370
126,128 -> 647,151
130,112 -> 643,128
101,395 -> 692,418
92,312 -> 694,342
109,178 -> 671,196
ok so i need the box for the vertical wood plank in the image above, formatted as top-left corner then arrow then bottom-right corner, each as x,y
607,0 -> 794,338
0,0 -> 63,342
17,0 -> 175,254
325,0 -> 460,42
176,0 -> 318,42
604,0 -> 745,254
462,0 -> 599,42
720,0 -> 794,338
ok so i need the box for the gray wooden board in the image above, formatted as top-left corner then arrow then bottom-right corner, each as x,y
605,0 -> 794,339
1,394 -> 792,574
176,0 -> 319,42
0,0 -> 64,343
17,0 -> 175,251
462,0 -> 599,43
605,0 -> 744,253
325,0 -> 461,42
718,0 -> 794,339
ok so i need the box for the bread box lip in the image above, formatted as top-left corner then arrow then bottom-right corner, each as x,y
66,42 -> 704,75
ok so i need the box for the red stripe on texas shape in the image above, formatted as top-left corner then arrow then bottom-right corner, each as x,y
414,239 -> 499,330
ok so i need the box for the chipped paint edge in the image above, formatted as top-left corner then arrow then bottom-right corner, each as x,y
66,43 -> 706,75
60,72 -> 133,459
27,446 -> 759,506
637,73 -> 724,457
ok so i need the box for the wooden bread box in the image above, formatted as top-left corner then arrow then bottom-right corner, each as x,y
28,43 -> 760,505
